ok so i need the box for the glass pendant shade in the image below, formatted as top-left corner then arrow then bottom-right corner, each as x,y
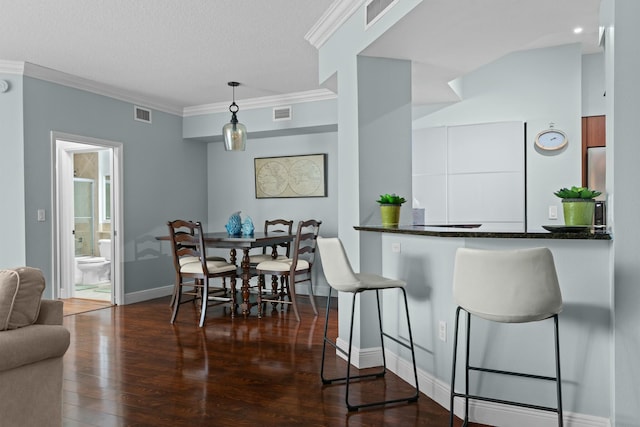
222,81 -> 247,151
223,113 -> 247,151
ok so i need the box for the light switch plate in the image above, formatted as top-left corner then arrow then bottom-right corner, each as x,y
37,209 -> 45,222
439,321 -> 447,342
548,205 -> 558,220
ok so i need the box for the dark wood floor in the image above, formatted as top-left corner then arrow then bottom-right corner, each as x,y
62,296 -> 489,426
63,297 -> 113,316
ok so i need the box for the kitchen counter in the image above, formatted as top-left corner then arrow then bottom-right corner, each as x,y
353,223 -> 612,423
354,224 -> 611,240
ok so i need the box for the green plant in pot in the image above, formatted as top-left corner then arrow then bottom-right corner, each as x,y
377,193 -> 406,227
553,186 -> 602,226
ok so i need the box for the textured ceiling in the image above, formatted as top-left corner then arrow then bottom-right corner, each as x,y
0,0 -> 602,111
0,0 -> 334,109
363,0 -> 602,105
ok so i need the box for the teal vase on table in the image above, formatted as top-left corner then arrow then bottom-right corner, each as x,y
225,211 -> 242,235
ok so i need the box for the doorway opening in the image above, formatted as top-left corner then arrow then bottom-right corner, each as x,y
52,132 -> 123,305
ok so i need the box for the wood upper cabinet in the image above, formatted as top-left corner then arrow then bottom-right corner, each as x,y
582,115 -> 606,187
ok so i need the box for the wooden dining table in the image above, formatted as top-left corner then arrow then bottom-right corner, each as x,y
158,231 -> 295,318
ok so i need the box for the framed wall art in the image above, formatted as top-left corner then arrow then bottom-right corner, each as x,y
254,153 -> 327,199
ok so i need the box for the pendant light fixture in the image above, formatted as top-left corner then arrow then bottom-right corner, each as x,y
222,81 -> 247,151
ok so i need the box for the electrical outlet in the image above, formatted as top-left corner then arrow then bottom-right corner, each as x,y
439,321 -> 447,342
391,242 -> 401,253
548,205 -> 558,220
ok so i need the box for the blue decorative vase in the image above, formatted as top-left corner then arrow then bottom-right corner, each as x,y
241,216 -> 255,236
225,211 -> 242,236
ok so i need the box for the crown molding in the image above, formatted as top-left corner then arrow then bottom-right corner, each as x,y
1,60 -> 337,118
183,88 -> 337,117
23,62 -> 184,115
304,0 -> 365,49
0,61 -> 183,115
0,60 -> 25,74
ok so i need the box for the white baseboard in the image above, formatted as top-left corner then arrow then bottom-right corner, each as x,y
123,284 -> 173,305
335,337 -> 384,368
333,338 -> 611,427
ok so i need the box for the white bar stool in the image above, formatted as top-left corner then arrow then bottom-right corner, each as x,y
450,247 -> 564,426
316,237 -> 419,412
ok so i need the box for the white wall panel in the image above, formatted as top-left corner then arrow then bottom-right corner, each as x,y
412,126 -> 447,175
412,174 -> 447,223
448,172 -> 524,223
413,121 -> 524,229
448,121 -> 524,173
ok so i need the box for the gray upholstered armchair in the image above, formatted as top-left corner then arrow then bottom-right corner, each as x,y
0,268 -> 70,426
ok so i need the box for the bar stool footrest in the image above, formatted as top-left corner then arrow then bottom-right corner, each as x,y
469,365 -> 558,382
322,370 -> 386,384
452,392 -> 560,413
347,394 -> 419,412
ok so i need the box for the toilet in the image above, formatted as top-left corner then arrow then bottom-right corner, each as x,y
75,239 -> 111,285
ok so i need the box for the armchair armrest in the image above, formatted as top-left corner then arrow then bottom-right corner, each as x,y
34,299 -> 63,326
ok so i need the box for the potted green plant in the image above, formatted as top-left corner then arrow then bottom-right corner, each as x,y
376,193 -> 406,227
553,186 -> 602,226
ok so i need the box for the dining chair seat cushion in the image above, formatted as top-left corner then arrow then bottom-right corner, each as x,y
256,259 -> 309,273
179,255 -> 226,267
180,260 -> 237,274
249,254 -> 288,264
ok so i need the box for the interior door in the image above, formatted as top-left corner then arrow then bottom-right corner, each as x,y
52,132 -> 123,304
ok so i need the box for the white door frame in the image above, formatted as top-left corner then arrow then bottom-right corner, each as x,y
51,131 -> 124,305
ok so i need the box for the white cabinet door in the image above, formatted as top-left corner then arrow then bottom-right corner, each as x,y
413,121 -> 525,230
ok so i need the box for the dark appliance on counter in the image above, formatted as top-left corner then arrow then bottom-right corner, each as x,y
594,201 -> 606,226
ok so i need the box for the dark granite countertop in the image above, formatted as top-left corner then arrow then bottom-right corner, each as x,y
354,225 -> 611,240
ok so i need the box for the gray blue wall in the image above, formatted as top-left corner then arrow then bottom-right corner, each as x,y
0,73 -> 25,267
604,0 -> 640,425
21,77 -> 208,297
205,129 -> 339,297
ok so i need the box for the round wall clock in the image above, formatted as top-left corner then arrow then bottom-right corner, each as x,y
0,80 -> 8,93
535,127 -> 568,151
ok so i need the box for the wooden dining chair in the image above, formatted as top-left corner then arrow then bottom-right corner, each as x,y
255,219 -> 321,321
168,221 -> 227,309
167,220 -> 237,327
249,219 -> 294,307
249,219 -> 294,263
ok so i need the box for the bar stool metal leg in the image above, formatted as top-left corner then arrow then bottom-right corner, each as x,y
554,315 -> 564,426
449,307 -> 461,427
321,287 -> 419,412
464,311 -> 471,425
449,309 -> 564,426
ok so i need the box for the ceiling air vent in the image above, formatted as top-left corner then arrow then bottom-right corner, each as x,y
366,0 -> 397,27
273,106 -> 292,122
134,106 -> 152,123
